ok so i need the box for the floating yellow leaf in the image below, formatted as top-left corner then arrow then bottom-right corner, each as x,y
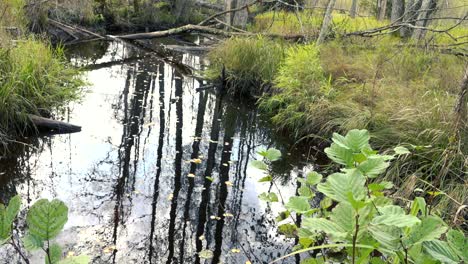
168,193 -> 174,201
223,213 -> 234,218
190,158 -> 202,164
67,251 -> 75,257
246,261 -> 252,264
231,248 -> 241,253
225,181 -> 233,187
187,173 -> 195,178
199,235 -> 205,240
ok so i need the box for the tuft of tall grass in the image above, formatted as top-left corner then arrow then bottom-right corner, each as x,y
0,37 -> 84,144
205,36 -> 288,96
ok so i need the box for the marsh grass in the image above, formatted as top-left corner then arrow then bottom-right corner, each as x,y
0,0 -> 84,145
205,37 -> 288,96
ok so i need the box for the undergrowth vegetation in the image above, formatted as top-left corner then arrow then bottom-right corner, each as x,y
253,131 -> 467,263
0,0 -> 84,145
206,34 -> 466,216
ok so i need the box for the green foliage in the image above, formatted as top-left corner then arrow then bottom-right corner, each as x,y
265,130 -> 467,263
0,37 -> 83,144
205,37 -> 287,95
0,196 -> 90,263
0,195 -> 21,243
27,199 -> 69,241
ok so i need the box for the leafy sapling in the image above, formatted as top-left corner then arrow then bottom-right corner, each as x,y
0,196 -> 90,264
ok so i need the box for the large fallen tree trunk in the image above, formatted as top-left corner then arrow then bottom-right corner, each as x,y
117,24 -> 305,40
28,114 -> 81,134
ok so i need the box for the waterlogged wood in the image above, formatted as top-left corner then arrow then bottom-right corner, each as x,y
117,24 -> 305,40
28,115 -> 81,134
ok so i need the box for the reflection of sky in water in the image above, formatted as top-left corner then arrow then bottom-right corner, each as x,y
0,40 -> 312,264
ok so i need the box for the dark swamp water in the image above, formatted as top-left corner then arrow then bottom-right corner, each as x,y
0,38 -> 319,264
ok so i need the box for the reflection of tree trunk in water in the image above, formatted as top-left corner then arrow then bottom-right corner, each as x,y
166,71 -> 184,264
212,105 -> 237,264
111,65 -> 149,263
194,91 -> 224,264
178,92 -> 208,263
350,0 -> 358,18
148,63 -> 166,264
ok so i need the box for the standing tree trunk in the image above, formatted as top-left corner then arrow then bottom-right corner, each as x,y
390,0 -> 404,23
350,0 -> 358,18
225,0 -> 249,28
400,0 -> 422,37
317,0 -> 337,45
378,0 -> 388,20
412,0 -> 437,39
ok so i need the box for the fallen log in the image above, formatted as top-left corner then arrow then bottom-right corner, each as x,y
164,45 -> 212,53
117,24 -> 305,40
28,114 -> 81,134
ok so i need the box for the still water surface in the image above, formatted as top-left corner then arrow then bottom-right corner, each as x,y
0,39 -> 314,263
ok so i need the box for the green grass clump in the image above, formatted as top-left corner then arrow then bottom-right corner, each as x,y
0,37 -> 84,144
205,36 -> 288,95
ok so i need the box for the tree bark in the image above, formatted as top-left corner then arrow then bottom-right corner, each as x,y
378,0 -> 388,20
350,0 -> 358,18
412,0 -> 437,39
317,0 -> 337,45
400,0 -> 422,37
390,0 -> 404,23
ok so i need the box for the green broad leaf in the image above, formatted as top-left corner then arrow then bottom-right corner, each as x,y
372,205 -> 420,228
357,156 -> 389,178
317,169 -> 366,204
22,233 -> 44,251
250,160 -> 268,170
394,146 -> 410,155
302,218 -> 347,239
306,172 -> 322,185
408,243 -> 439,264
446,229 -> 467,261
298,185 -> 313,198
329,203 -> 354,234
423,240 -> 460,264
6,196 -> 21,224
368,225 -> 401,251
285,197 -> 311,214
410,197 -> 427,216
57,256 -> 90,264
297,227 -> 315,239
346,192 -> 367,210
46,244 -> 62,264
320,197 -> 333,209
0,195 -> 21,240
368,181 -> 393,192
299,237 -> 314,248
258,192 -> 279,203
331,130 -> 370,152
262,148 -> 282,161
278,223 -> 297,238
342,129 -> 370,152
405,216 -> 447,246
276,211 -> 290,222
27,199 -> 69,241
198,249 -> 214,259
324,143 -> 354,167
258,175 -> 272,182
353,153 -> 367,164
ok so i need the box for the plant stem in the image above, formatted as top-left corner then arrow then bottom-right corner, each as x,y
10,238 -> 30,264
352,214 -> 360,264
45,240 -> 52,264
